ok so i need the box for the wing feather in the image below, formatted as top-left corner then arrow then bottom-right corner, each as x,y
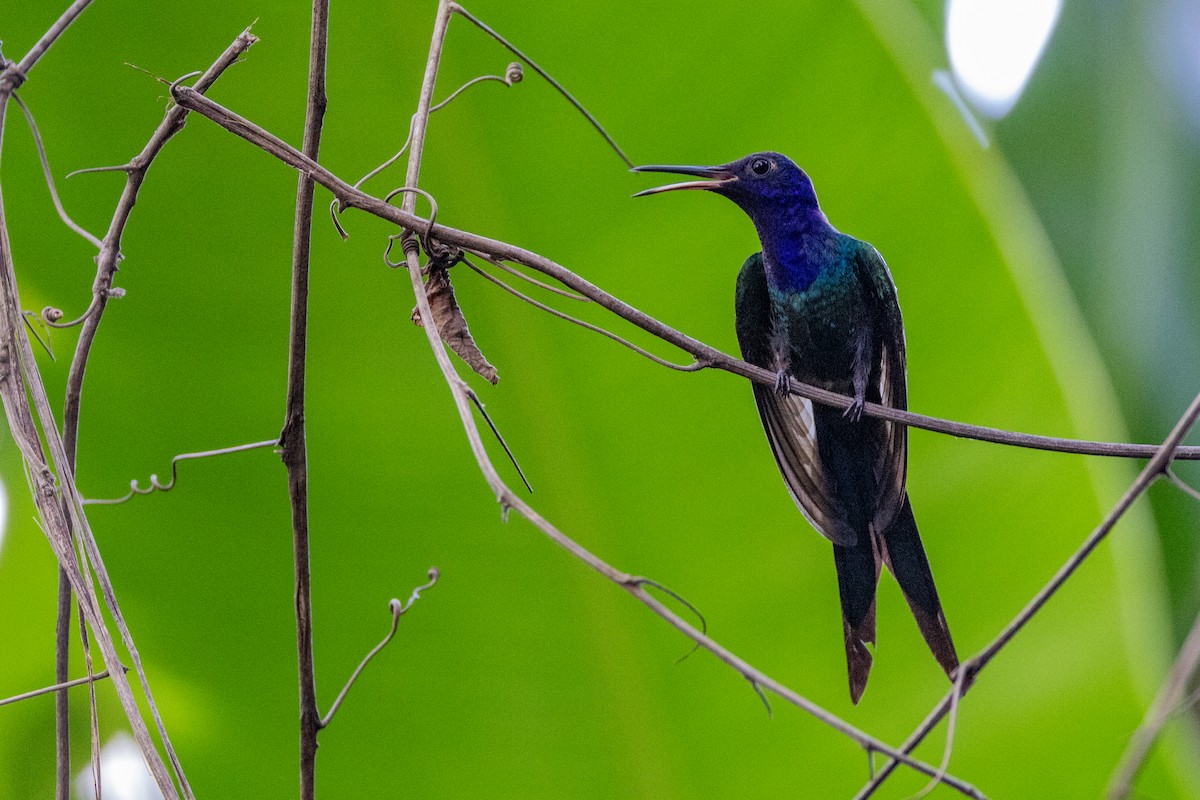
736,253 -> 857,546
851,243 -> 909,534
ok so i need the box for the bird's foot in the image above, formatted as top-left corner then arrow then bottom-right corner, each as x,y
843,396 -> 865,422
773,370 -> 792,397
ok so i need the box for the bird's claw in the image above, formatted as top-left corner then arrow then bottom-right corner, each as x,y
843,397 -> 865,422
773,370 -> 792,397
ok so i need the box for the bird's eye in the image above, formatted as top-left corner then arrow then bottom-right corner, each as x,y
750,158 -> 771,176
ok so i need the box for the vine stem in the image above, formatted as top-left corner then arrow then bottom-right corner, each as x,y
280,1 -> 330,798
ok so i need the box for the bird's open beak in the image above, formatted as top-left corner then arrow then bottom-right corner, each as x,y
631,164 -> 735,197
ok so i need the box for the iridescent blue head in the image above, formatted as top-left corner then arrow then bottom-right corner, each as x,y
632,152 -> 823,231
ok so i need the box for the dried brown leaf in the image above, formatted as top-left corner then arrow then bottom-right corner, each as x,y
412,266 -> 499,384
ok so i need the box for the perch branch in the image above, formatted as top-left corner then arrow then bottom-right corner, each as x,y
9,0 -> 94,79
166,86 -> 1200,464
854,389 -> 1200,799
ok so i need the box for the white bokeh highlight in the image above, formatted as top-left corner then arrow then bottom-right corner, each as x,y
947,0 -> 1062,118
74,734 -> 164,800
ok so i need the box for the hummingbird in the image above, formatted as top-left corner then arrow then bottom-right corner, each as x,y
633,152 -> 957,703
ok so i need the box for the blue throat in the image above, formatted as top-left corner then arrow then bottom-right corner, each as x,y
754,205 -> 832,294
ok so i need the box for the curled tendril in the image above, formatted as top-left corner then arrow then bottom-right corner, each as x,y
168,69 -> 203,94
38,288 -> 124,330
380,186 -> 462,268
749,678 -> 774,719
393,567 -> 441,616
629,577 -> 708,664
84,439 -> 278,505
321,568 -> 441,728
330,61 -> 527,239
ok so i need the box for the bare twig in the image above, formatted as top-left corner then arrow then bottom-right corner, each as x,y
62,27 -> 258,463
321,568 -> 440,728
52,564 -> 71,800
465,257 -> 703,372
1166,468 -> 1200,503
450,2 -> 632,168
166,86 -> 1200,465
10,0 -> 94,78
1107,607 -> 1200,799
281,3 -> 330,799
854,390 -> 1200,799
10,93 -> 103,248
78,608 -> 100,800
0,669 -> 115,708
463,388 -> 533,492
469,250 -> 588,301
82,439 -> 278,505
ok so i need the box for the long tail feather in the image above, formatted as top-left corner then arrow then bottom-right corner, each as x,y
833,534 -> 881,704
880,494 -> 958,677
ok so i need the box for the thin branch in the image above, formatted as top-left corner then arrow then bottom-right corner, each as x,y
321,568 -> 440,728
468,250 -> 589,301
82,439 -> 278,505
11,93 -> 103,249
466,257 -> 703,372
11,0 -> 94,78
464,389 -> 533,493
450,2 -> 633,167
283,2 -> 329,798
1166,468 -> 1200,503
52,565 -> 71,800
905,667 -> 968,800
165,86 -> 1200,464
78,605 -> 101,800
390,8 -> 980,796
0,669 -> 115,708
1107,607 -> 1200,799
62,27 -> 258,463
854,390 -> 1200,799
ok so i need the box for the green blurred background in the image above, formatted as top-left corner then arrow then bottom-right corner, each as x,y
2,1 -> 1199,797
